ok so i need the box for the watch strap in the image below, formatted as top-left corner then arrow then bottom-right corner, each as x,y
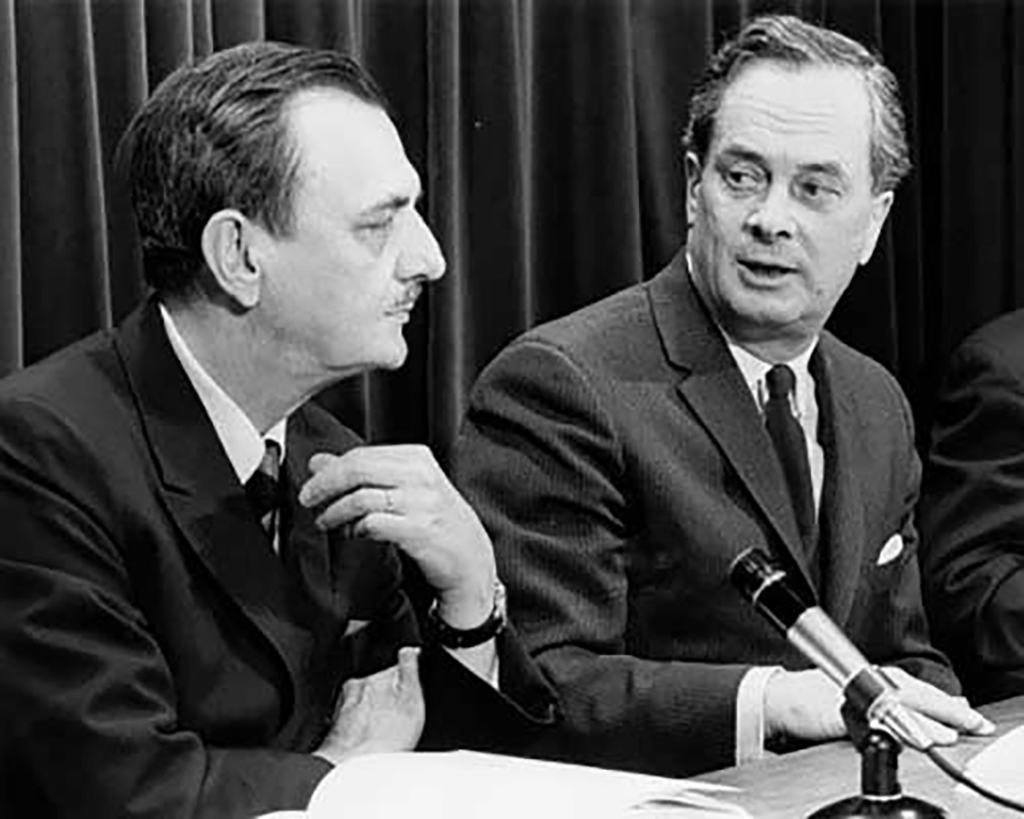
426,580 -> 507,649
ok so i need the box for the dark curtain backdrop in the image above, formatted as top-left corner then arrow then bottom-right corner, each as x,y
2,0 -> 1023,464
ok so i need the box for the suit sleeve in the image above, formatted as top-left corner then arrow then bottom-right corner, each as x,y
920,337 -> 1024,702
0,397 -> 330,819
454,340 -> 749,777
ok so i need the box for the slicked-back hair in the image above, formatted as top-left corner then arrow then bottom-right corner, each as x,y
118,41 -> 389,297
684,15 -> 910,195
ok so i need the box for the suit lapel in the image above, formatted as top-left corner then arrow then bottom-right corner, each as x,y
812,341 -> 867,624
113,300 -> 314,702
648,256 -> 815,591
282,410 -> 342,624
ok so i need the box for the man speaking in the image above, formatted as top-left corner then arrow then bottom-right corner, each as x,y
455,14 -> 989,776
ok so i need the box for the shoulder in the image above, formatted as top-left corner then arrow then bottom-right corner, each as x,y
946,309 -> 1024,383
0,329 -> 125,442
486,279 -> 665,387
525,281 -> 653,351
818,332 -> 913,438
819,331 -> 904,397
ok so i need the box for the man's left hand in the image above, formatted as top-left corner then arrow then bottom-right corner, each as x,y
299,445 -> 497,627
879,666 -> 995,744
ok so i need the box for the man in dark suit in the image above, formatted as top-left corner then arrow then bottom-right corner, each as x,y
455,15 -> 990,777
921,309 -> 1024,704
0,43 -> 555,818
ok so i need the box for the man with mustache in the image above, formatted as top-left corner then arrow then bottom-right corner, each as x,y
455,14 -> 989,776
0,42 -> 555,818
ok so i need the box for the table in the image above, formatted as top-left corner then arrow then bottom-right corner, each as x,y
699,696 -> 1024,817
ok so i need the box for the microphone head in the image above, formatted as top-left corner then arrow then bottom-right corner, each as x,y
729,547 -> 783,603
729,547 -> 809,634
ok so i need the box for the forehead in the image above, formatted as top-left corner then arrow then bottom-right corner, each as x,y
712,62 -> 873,178
285,88 -> 420,210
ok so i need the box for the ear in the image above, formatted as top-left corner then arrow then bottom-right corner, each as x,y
685,152 -> 704,229
858,190 -> 894,266
200,210 -> 262,309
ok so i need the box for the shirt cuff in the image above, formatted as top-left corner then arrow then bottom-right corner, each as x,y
735,665 -> 783,765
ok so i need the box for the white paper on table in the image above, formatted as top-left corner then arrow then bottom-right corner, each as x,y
959,724 -> 1024,801
301,750 -> 751,818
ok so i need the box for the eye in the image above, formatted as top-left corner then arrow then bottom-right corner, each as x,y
356,215 -> 397,253
360,216 -> 395,236
795,176 -> 843,208
719,163 -> 766,195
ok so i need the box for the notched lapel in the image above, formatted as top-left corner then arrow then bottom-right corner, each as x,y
115,301 -> 314,709
282,423 -> 337,623
812,346 -> 866,625
649,264 -> 816,589
677,365 -> 813,584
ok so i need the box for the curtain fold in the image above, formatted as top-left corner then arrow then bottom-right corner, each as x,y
2,0 -> 1022,460
0,0 -> 20,375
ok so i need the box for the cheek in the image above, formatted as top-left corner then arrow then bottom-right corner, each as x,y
693,195 -> 737,250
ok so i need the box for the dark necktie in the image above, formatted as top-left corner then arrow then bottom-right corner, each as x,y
764,364 -> 816,546
245,440 -> 282,542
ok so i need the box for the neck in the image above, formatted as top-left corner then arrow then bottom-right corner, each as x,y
163,298 -> 312,434
728,334 -> 817,366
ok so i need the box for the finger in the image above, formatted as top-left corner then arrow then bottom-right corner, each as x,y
304,447 -> 434,502
397,646 -> 422,692
313,487 -> 398,530
345,512 -> 423,547
908,710 -> 958,746
883,668 -> 995,736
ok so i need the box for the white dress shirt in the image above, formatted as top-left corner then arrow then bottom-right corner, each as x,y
160,305 -> 287,552
724,336 -> 825,764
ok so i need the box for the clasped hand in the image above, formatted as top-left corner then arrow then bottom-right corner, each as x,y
315,646 -> 425,766
764,667 -> 995,747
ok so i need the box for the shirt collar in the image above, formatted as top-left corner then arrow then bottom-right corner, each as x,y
726,337 -> 818,421
683,251 -> 818,418
159,304 -> 287,484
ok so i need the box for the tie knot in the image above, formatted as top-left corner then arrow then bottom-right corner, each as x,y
245,440 -> 281,520
257,440 -> 281,482
766,364 -> 797,401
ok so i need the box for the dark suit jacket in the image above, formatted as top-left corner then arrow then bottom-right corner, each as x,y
455,253 -> 957,777
0,299 -> 555,819
921,308 -> 1024,703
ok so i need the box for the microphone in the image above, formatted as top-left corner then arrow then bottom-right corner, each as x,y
729,547 -> 934,751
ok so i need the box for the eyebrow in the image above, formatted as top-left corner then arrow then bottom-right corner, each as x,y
796,161 -> 849,182
718,147 -> 850,183
356,190 -> 424,220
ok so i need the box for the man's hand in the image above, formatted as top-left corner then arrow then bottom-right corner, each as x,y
763,667 -> 994,746
299,445 -> 497,628
879,666 -> 994,743
314,647 -> 425,767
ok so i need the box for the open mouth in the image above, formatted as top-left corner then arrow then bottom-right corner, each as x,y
738,259 -> 798,278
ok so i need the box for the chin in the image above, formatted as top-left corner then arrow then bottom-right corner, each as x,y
377,343 -> 409,371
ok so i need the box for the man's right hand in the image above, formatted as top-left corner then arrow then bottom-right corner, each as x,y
763,667 -> 993,747
314,646 -> 426,767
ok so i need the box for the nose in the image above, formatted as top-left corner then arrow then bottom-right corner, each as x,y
397,210 -> 446,282
743,182 -> 796,244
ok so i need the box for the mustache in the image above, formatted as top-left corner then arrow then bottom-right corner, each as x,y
389,285 -> 423,311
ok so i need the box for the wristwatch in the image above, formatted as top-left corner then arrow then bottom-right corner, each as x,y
426,580 -> 507,648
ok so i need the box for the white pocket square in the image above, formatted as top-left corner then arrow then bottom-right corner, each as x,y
343,619 -> 371,638
877,534 -> 904,566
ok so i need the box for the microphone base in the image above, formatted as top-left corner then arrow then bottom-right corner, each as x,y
807,722 -> 947,818
807,795 -> 946,818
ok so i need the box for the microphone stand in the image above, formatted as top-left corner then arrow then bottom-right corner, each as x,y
807,705 -> 946,818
